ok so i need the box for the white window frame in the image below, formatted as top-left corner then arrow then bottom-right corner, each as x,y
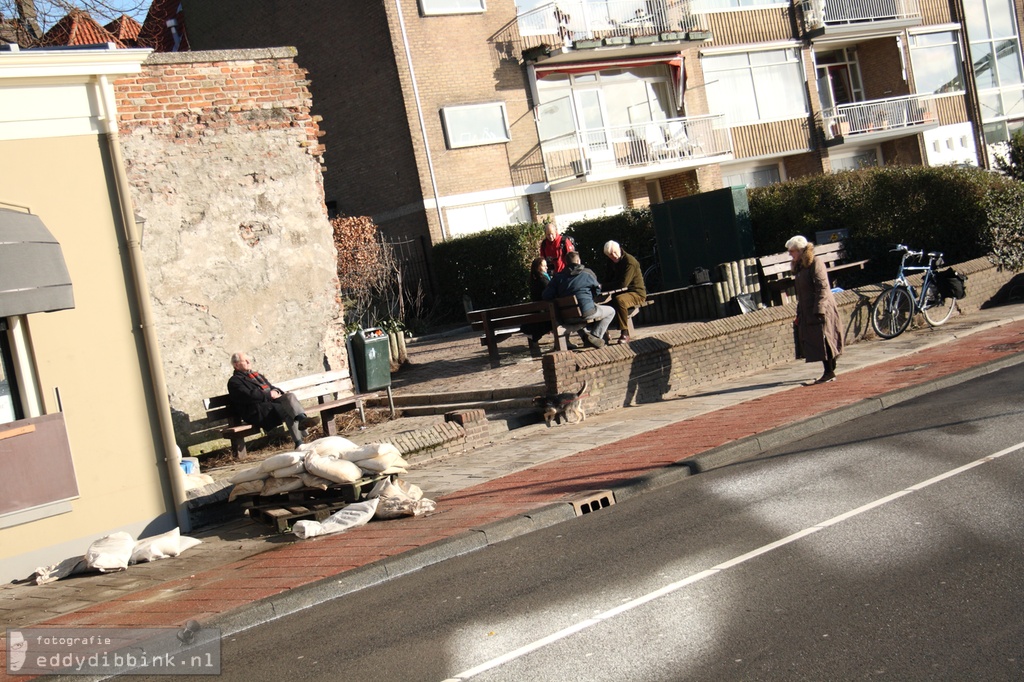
701,45 -> 809,126
441,102 -> 512,149
445,197 -> 529,236
419,0 -> 486,16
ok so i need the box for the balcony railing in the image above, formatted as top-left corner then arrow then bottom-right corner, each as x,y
800,0 -> 920,30
822,94 -> 938,140
539,114 -> 732,183
518,0 -> 702,46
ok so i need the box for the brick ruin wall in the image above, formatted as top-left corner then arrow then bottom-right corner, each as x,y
114,48 -> 346,452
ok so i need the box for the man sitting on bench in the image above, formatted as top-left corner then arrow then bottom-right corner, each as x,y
543,251 -> 615,349
227,352 -> 315,448
601,240 -> 646,345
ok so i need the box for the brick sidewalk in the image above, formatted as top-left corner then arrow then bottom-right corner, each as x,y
4,314 -> 1022,649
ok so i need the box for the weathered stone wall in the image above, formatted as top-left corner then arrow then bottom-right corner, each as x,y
544,257 -> 1015,411
114,48 -> 345,451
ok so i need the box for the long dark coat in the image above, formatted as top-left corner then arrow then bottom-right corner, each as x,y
793,248 -> 844,363
227,370 -> 285,429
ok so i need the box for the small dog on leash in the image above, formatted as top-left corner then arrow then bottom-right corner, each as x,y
534,380 -> 589,427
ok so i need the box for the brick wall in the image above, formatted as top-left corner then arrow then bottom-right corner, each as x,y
857,38 -> 910,100
115,49 -> 346,453
543,257 -> 1015,412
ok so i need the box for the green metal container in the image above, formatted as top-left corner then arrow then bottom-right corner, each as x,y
351,328 -> 391,392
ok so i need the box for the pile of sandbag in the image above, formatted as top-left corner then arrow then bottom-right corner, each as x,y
31,528 -> 202,585
292,475 -> 436,539
227,436 -> 411,502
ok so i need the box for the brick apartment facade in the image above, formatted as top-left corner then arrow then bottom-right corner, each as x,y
180,0 -> 1023,248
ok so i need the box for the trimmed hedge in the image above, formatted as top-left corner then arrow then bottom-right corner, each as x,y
748,165 -> 1024,280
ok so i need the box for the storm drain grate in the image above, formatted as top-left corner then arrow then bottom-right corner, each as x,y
570,490 -> 616,516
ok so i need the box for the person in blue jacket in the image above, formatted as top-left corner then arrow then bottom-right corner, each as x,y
543,251 -> 615,348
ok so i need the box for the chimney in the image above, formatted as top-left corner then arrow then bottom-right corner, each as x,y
15,0 -> 42,40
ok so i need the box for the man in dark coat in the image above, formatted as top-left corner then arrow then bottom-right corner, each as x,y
543,251 -> 615,348
601,240 -> 647,344
227,352 -> 313,447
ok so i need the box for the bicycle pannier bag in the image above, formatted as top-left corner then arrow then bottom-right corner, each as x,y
936,268 -> 967,300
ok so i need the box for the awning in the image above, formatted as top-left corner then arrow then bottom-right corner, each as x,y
534,54 -> 686,107
0,208 -> 74,317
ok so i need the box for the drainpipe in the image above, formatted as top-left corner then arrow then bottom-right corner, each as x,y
393,0 -> 449,241
97,74 -> 190,532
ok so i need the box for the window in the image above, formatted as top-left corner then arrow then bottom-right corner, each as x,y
964,0 -> 1024,142
441,102 -> 511,149
830,149 -> 880,172
420,0 -> 485,15
722,164 -> 782,188
0,318 -> 21,425
909,31 -> 965,94
446,197 -> 529,236
703,48 -> 808,126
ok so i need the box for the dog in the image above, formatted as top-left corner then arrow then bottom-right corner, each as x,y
533,380 -> 588,427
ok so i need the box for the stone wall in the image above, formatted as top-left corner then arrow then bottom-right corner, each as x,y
543,257 -> 1015,411
114,48 -> 345,452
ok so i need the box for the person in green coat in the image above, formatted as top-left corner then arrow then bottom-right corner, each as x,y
601,240 -> 647,345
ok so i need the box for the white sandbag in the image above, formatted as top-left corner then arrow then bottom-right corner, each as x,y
368,475 -> 420,500
229,466 -> 269,484
84,532 -> 136,573
270,461 -> 306,478
375,496 -> 437,519
293,498 -> 379,539
300,473 -> 335,490
228,479 -> 265,502
31,556 -> 88,585
368,464 -> 408,476
182,473 -> 215,491
349,442 -> 402,462
303,452 -> 362,484
131,528 -> 203,564
258,451 -> 305,473
261,476 -> 304,495
301,436 -> 359,457
354,454 -> 409,473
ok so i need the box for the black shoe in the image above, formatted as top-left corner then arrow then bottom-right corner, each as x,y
564,340 -> 579,350
297,415 -> 318,429
582,331 -> 606,349
813,371 -> 836,384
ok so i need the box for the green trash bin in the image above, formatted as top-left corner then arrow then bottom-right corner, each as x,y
350,327 -> 392,392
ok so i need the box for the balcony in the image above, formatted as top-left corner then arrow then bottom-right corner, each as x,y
800,0 -> 920,36
822,94 -> 939,144
539,114 -> 733,187
515,0 -> 706,57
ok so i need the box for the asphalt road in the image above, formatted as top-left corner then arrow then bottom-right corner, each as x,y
170,363 -> 1024,682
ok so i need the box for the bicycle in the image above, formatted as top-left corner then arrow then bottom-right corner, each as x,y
870,244 -> 957,339
641,237 -> 662,292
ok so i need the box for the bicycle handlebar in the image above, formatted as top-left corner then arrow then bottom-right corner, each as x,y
891,244 -> 944,263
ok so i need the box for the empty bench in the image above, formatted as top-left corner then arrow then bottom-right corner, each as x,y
758,241 -> 869,305
203,370 -> 391,458
467,299 -> 565,368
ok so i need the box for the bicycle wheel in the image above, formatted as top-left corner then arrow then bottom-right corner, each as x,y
871,286 -> 914,339
643,263 -> 661,293
921,282 -> 956,326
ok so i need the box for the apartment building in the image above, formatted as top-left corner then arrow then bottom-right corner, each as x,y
181,0 -> 1018,247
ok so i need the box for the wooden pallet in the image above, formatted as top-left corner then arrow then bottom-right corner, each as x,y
245,500 -> 349,533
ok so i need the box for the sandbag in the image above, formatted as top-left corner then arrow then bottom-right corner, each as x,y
349,442 -> 402,463
375,496 -> 437,519
301,436 -> 359,458
182,473 -> 216,491
261,476 -> 304,496
131,528 -> 203,564
303,452 -> 362,484
293,498 -> 379,539
355,454 -> 409,473
270,461 -> 306,478
84,532 -> 136,573
300,473 -> 335,490
258,451 -> 305,473
228,479 -> 265,501
229,467 -> 269,484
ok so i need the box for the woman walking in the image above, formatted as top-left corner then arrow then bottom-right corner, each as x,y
787,235 -> 844,384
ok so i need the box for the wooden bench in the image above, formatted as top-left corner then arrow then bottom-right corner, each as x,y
203,370 -> 393,458
758,241 -> 869,305
468,293 -> 654,367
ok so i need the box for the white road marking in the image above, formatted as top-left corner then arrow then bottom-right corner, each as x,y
443,440 -> 1024,681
